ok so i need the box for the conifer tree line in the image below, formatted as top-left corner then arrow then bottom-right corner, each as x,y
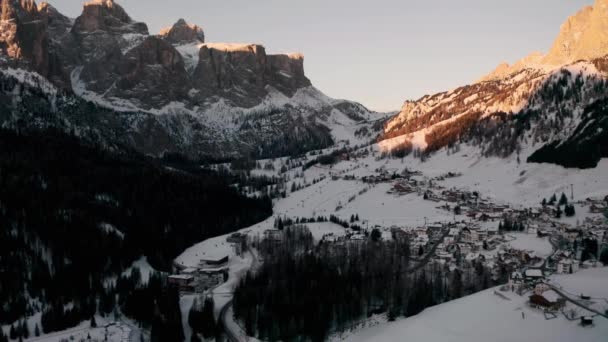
234,225 -> 495,341
0,129 -> 272,337
188,296 -> 218,341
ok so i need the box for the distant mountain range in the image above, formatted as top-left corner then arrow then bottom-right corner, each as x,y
0,0 -> 381,160
380,0 -> 608,168
1,0 -> 606,167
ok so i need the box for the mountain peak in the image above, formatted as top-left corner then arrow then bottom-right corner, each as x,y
1,0 -> 39,21
160,18 -> 205,45
0,0 -> 47,75
543,0 -> 608,65
72,0 -> 148,34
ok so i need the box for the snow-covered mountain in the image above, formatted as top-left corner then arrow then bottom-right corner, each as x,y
381,0 -> 608,169
0,0 -> 381,159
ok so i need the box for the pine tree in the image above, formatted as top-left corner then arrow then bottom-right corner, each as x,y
21,320 -> 29,339
559,192 -> 568,206
200,296 -> 216,339
371,229 -> 381,242
549,194 -> 557,205
541,198 -> 547,206
34,324 -> 40,337
9,324 -> 16,340
90,315 -> 97,328
600,249 -> 608,265
565,204 -> 576,217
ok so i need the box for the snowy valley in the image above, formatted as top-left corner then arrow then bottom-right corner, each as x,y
1,0 -> 608,342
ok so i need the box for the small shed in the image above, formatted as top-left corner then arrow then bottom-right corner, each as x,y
581,316 -> 593,327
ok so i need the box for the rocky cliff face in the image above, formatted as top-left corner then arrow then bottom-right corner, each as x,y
0,0 -> 378,159
72,0 -> 147,34
0,0 -> 48,76
381,1 -> 608,168
191,43 -> 311,107
544,0 -> 608,65
160,18 -> 204,44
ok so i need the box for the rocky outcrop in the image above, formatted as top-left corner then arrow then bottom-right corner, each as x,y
480,0 -> 608,82
192,43 -> 310,106
160,18 -> 204,44
72,0 -> 147,34
544,0 -> 608,65
114,36 -> 189,108
0,0 -> 48,76
0,0 -> 377,159
382,0 -> 608,168
267,53 -> 310,96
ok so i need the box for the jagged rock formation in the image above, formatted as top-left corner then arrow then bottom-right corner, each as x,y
72,0 -> 147,34
483,0 -> 608,81
0,0 -> 378,159
544,0 -> 608,65
160,18 -> 204,44
382,0 -> 608,168
0,0 -> 48,75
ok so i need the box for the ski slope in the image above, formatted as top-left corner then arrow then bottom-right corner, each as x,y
337,268 -> 608,342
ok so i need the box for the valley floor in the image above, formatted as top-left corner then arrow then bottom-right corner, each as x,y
174,142 -> 608,341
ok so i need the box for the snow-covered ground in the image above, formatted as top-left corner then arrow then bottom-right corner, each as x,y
507,233 -> 554,258
337,268 -> 608,342
387,144 -> 608,207
173,136 -> 608,342
1,315 -> 131,342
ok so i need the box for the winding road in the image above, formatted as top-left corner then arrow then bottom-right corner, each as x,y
218,247 -> 260,342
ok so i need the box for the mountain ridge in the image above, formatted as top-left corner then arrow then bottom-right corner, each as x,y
381,0 -> 608,169
0,0 -> 380,160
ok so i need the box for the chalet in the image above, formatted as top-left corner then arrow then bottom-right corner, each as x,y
390,227 -> 407,241
168,275 -> 195,291
590,204 -> 606,214
199,255 -> 229,267
457,243 -> 471,255
197,267 -> 228,291
524,269 -> 544,282
537,229 -> 549,238
462,227 -> 474,242
263,229 -> 284,243
527,224 -> 538,235
564,228 -> 581,242
556,258 -> 579,274
530,209 -> 541,218
534,283 -> 551,295
227,232 -> 247,244
507,272 -> 524,291
529,292 -> 565,311
581,316 -> 594,327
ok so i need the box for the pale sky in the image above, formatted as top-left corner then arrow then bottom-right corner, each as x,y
49,0 -> 592,111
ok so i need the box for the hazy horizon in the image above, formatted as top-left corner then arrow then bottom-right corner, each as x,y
49,0 -> 591,111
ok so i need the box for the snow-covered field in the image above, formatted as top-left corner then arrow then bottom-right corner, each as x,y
170,136 -> 608,341
1,316 -> 132,342
337,268 -> 608,342
507,233 -> 554,258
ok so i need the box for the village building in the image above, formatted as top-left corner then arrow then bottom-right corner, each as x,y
524,268 -> 544,282
529,290 -> 566,312
196,267 -> 228,291
556,258 -> 579,274
168,274 -> 195,291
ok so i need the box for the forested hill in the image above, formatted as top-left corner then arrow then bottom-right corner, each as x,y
0,128 -> 272,331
